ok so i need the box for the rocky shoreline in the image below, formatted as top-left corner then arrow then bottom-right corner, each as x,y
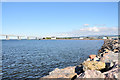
42,39 -> 119,79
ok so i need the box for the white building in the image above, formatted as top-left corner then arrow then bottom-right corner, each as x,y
79,37 -> 84,39
103,37 -> 107,39
51,37 -> 56,39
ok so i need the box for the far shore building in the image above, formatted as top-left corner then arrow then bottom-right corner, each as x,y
79,37 -> 84,39
51,37 -> 56,39
102,36 -> 107,39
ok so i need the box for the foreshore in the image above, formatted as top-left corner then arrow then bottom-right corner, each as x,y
42,39 -> 119,79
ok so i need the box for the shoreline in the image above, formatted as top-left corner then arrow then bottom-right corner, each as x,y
42,39 -> 119,79
1,39 -> 104,40
43,39 -> 104,40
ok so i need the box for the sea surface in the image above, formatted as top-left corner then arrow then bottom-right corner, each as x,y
2,40 -> 104,78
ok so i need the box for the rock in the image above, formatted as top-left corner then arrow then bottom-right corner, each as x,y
103,52 -> 109,56
86,58 -> 91,61
114,43 -> 118,47
78,70 -> 105,78
75,65 -> 84,75
103,67 -> 118,78
82,61 -> 105,71
113,49 -> 119,53
93,57 -> 99,61
43,66 -> 77,78
89,55 -> 96,59
104,49 -> 109,52
98,53 -> 104,58
43,73 -> 76,78
100,52 -> 118,63
100,62 -> 114,73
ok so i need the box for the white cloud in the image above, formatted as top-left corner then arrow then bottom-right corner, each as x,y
53,27 -> 118,37
80,27 -> 99,32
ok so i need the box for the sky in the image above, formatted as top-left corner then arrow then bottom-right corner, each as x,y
2,2 -> 118,37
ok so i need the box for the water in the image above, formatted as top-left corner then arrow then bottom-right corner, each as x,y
2,40 -> 104,78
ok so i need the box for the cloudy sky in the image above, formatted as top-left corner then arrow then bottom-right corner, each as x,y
54,26 -> 118,37
2,2 -> 118,37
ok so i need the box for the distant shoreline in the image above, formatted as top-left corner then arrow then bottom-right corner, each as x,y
43,39 -> 104,40
1,39 -> 104,40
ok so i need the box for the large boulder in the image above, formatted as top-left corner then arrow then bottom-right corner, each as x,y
100,62 -> 115,73
43,66 -> 77,78
78,70 -> 105,78
100,52 -> 118,63
75,64 -> 84,75
82,61 -> 105,71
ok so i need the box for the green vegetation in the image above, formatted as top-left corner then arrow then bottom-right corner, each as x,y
56,37 -> 72,39
45,37 -> 51,39
56,37 -> 61,39
64,37 -> 72,39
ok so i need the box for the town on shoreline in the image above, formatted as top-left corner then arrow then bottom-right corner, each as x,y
0,35 -> 119,40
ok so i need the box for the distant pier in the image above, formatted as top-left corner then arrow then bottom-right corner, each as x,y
0,34 -> 42,40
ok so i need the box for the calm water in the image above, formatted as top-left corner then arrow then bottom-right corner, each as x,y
2,40 -> 104,78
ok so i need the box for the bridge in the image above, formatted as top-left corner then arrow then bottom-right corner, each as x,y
0,34 -> 42,40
